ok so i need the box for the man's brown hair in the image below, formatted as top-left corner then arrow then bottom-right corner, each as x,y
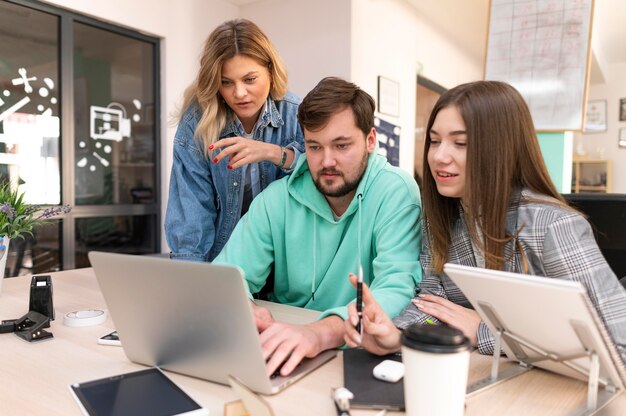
298,77 -> 375,135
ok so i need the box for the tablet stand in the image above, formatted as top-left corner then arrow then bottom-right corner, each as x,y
466,302 -> 621,415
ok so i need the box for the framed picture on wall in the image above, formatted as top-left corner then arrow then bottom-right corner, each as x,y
619,128 -> 626,148
377,76 -> 400,117
620,98 -> 626,121
584,100 -> 607,133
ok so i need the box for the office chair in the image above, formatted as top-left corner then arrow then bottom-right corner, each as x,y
562,193 -> 626,282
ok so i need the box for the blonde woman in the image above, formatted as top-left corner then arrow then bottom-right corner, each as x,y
166,19 -> 304,261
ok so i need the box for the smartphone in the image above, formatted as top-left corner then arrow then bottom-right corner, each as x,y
97,330 -> 121,346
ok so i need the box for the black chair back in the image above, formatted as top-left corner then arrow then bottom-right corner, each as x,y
562,193 -> 626,280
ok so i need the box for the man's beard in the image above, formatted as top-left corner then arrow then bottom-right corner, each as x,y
313,151 -> 368,198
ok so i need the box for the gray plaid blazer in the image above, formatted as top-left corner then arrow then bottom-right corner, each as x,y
393,189 -> 626,365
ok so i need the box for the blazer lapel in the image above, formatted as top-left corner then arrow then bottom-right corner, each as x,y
503,189 -> 523,272
451,207 -> 479,267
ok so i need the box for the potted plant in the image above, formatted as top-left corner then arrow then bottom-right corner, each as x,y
0,181 -> 71,291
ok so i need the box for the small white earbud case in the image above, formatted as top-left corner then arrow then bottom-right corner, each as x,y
372,359 -> 405,383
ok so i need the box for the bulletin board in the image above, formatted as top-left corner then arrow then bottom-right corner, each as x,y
375,117 -> 400,167
484,0 -> 594,131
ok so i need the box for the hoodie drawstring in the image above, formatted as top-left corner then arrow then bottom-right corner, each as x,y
357,193 -> 363,274
312,215 -> 316,301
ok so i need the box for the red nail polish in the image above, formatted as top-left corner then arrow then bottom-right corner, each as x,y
213,158 -> 218,163
227,165 -> 233,170
208,145 -> 214,150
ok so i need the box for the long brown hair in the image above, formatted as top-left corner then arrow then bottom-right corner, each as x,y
422,80 -> 567,273
179,19 -> 288,156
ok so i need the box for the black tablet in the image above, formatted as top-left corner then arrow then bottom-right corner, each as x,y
69,368 -> 208,416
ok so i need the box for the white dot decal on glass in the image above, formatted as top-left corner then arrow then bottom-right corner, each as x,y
43,78 -> 54,89
37,105 -> 44,111
79,141 -> 86,148
39,87 -> 49,97
77,157 -> 87,167
2,90 -> 9,97
132,99 -> 142,109
104,145 -> 112,153
50,97 -> 57,104
95,142 -> 102,148
90,165 -> 96,172
132,114 -> 140,122
393,127 -> 401,135
93,152 -> 109,167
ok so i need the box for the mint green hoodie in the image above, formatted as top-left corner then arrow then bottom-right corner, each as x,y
214,149 -> 422,320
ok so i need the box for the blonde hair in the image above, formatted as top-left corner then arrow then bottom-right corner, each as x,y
179,19 -> 288,156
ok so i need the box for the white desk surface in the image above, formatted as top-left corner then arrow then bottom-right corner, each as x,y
0,268 -> 625,415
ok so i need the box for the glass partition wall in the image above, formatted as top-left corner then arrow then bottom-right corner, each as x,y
0,0 -> 160,275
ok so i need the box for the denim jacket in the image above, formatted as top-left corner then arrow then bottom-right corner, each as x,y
165,92 -> 304,261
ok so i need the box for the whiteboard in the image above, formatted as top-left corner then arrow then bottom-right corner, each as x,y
484,0 -> 594,131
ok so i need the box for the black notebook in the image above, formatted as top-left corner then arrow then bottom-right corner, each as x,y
343,348 -> 404,410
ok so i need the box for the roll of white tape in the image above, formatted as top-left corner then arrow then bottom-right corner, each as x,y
63,309 -> 107,327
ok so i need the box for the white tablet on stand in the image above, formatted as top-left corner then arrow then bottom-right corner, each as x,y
444,263 -> 626,415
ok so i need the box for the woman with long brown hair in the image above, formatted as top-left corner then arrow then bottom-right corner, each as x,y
344,80 -> 626,363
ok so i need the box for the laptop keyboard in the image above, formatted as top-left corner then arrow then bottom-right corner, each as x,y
270,358 -> 308,379
270,361 -> 286,379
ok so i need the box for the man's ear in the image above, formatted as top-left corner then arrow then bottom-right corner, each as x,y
366,128 -> 377,153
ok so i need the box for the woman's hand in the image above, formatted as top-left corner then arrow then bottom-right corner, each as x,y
412,294 -> 481,346
210,137 -> 291,169
344,273 -> 402,355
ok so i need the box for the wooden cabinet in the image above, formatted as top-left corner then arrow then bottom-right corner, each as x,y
571,158 -> 612,193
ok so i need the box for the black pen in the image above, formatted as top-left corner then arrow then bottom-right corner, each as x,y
356,265 -> 363,336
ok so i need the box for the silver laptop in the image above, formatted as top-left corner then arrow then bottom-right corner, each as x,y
88,251 -> 337,395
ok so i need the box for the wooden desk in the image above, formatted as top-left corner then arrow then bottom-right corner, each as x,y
0,269 -> 624,415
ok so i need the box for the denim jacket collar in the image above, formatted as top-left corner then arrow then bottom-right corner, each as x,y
221,97 -> 284,137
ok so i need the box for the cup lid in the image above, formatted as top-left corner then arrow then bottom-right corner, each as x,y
401,324 -> 470,353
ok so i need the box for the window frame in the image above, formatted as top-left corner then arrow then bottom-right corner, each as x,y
6,0 -> 161,270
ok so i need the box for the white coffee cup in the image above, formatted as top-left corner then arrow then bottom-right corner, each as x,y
401,324 -> 471,416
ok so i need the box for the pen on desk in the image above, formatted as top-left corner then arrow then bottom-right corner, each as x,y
356,265 -> 363,336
